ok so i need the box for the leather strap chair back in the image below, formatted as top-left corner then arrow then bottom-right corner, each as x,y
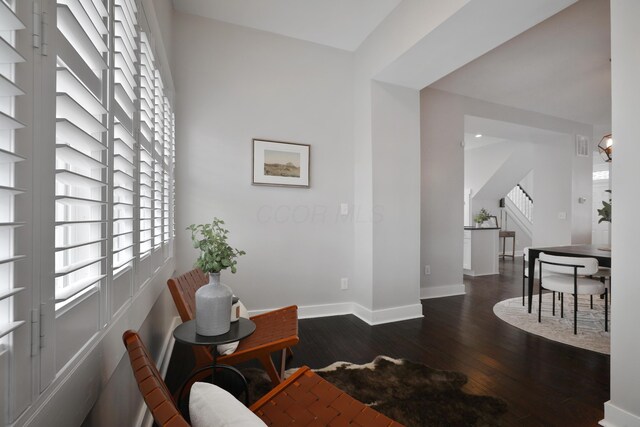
122,330 -> 189,427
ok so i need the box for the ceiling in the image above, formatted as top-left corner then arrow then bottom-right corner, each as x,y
431,0 -> 611,128
171,0 -> 402,51
171,0 -> 611,127
465,116 -> 570,145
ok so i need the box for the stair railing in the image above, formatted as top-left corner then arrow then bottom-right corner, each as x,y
507,184 -> 533,223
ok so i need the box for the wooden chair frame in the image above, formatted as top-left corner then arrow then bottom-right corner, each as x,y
167,269 -> 299,387
123,330 -> 402,427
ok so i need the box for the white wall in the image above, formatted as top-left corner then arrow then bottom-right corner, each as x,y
470,142 -> 534,207
351,0 -> 470,317
421,88 -> 592,293
371,82 -> 421,315
172,12 -> 355,312
604,1 -> 640,425
531,135 -> 574,246
571,140 -> 594,244
464,141 -> 520,199
421,89 -> 465,294
350,0 -> 570,313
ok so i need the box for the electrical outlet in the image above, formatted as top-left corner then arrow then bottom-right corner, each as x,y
340,278 -> 348,290
340,203 -> 349,215
424,265 -> 431,275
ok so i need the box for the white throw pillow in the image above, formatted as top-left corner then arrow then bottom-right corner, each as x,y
217,301 -> 249,355
189,382 -> 266,427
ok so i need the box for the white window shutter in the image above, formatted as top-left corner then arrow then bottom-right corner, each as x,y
112,0 -> 137,274
138,30 -> 154,260
0,0 -> 30,422
54,0 -> 109,307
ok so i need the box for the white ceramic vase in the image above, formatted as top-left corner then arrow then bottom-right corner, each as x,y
195,272 -> 232,336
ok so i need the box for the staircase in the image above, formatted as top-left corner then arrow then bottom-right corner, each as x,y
505,184 -> 533,237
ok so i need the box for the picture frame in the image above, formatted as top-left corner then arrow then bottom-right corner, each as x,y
252,139 -> 310,188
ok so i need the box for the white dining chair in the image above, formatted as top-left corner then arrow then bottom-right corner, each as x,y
538,253 -> 607,335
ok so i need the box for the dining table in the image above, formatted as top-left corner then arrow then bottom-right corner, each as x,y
526,244 -> 611,313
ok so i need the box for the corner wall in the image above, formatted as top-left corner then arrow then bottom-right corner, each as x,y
604,1 -> 640,425
371,82 -> 422,316
172,12 -> 355,312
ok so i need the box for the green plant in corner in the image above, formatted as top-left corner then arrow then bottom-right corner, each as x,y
187,218 -> 246,274
473,208 -> 491,225
597,190 -> 611,223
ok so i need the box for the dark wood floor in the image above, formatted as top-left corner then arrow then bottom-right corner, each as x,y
167,257 -> 610,426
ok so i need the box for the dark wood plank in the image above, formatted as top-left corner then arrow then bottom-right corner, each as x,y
166,257 -> 609,426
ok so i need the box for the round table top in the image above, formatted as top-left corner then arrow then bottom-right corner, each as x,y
173,318 -> 256,346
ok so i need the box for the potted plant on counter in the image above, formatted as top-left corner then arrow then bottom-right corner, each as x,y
187,218 -> 246,336
473,208 -> 491,227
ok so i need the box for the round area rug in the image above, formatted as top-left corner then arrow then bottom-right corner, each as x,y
493,293 -> 610,354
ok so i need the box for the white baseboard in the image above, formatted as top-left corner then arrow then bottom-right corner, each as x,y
298,302 -> 354,319
600,401 -> 640,426
137,316 -> 181,427
248,301 -> 423,326
352,303 -> 423,325
420,284 -> 466,299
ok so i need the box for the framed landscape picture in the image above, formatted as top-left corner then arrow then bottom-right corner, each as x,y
252,139 -> 310,187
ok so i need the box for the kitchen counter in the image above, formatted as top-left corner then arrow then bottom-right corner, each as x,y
463,227 -> 499,276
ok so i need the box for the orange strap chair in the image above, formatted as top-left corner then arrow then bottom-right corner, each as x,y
123,330 -> 403,427
167,269 -> 299,387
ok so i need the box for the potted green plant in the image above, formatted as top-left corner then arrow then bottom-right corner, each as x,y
188,218 -> 246,275
473,208 -> 491,227
187,218 -> 246,336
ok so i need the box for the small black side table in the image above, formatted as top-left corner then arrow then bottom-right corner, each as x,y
173,318 -> 256,406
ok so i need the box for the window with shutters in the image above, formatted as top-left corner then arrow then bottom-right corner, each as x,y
153,69 -> 164,251
0,0 -> 26,343
54,0 -> 109,308
138,30 -> 153,260
0,0 -> 30,422
112,0 -> 137,275
1,0 -> 175,421
162,97 -> 170,245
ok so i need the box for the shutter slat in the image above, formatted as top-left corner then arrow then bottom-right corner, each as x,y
0,72 -> 25,96
0,148 -> 26,163
56,144 -> 105,170
56,119 -> 106,153
0,321 -> 26,340
0,1 -> 26,30
0,35 -> 25,63
54,256 -> 105,277
55,274 -> 104,302
55,169 -> 106,188
0,109 -> 25,130
56,238 -> 106,252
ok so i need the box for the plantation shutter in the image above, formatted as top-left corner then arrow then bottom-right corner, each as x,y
162,96 -> 170,246
153,69 -> 163,251
138,30 -> 153,259
0,0 -> 30,422
170,111 -> 175,244
0,0 -> 26,339
54,0 -> 109,305
112,0 -> 137,274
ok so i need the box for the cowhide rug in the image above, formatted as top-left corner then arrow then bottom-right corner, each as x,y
242,356 -> 507,427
